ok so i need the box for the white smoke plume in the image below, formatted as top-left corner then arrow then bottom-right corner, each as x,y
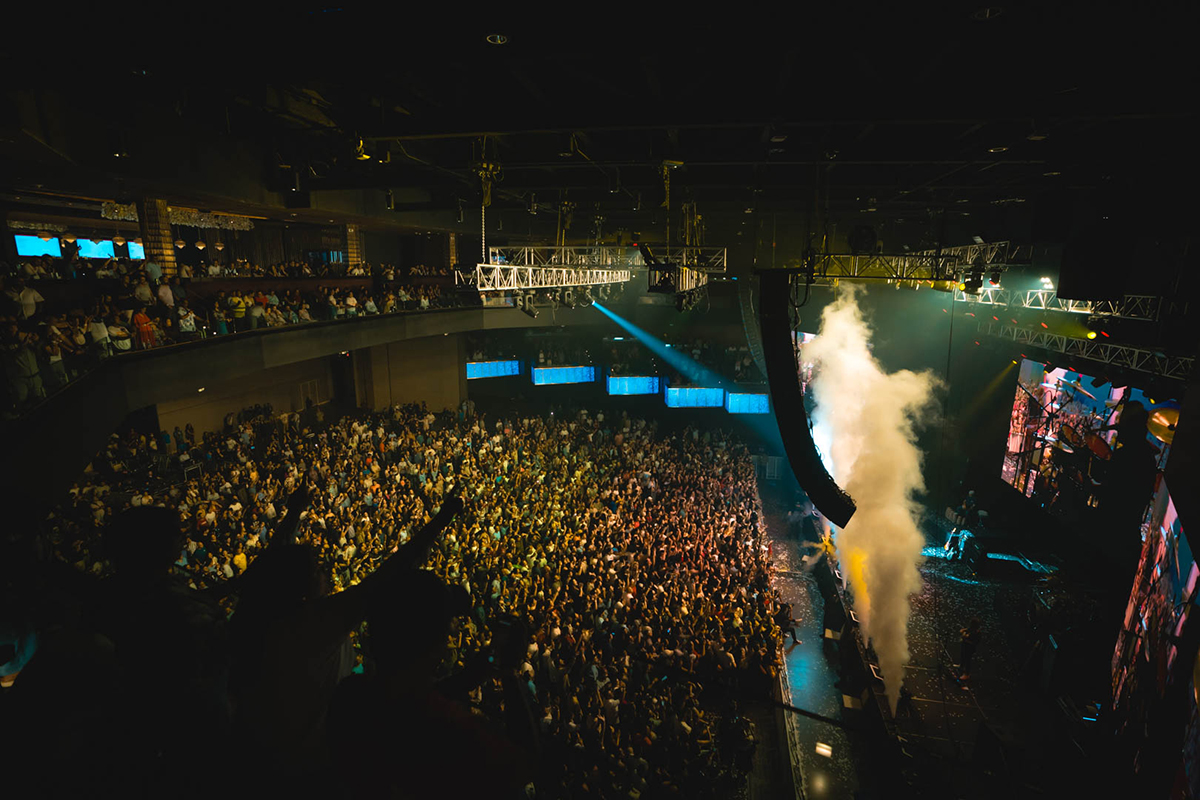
803,284 -> 940,712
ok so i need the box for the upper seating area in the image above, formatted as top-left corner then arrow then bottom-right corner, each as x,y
1,253 -> 469,416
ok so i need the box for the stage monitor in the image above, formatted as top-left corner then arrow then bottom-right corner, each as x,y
466,360 -> 521,379
14,234 -> 61,257
725,392 -> 771,414
531,366 -> 595,385
127,240 -> 146,259
76,239 -> 115,258
664,386 -> 724,408
607,375 -> 660,395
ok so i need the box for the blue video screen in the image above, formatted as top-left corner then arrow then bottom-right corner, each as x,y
726,392 -> 771,414
607,376 -> 661,395
466,360 -> 521,379
127,241 -> 146,259
532,366 -> 596,385
14,235 -> 61,257
664,387 -> 725,408
76,239 -> 115,258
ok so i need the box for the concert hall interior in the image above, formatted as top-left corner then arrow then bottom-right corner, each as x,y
2,8 -> 1199,800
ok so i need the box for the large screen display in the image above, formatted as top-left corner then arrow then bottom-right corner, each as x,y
127,241 -> 146,259
466,360 -> 521,379
1000,359 -> 1177,515
1111,476 -> 1197,748
76,239 -> 115,258
531,366 -> 595,385
14,235 -> 61,257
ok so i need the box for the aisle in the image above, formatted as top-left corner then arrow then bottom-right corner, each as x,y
762,490 -> 864,800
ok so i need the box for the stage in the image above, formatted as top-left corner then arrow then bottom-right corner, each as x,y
765,490 -> 1125,799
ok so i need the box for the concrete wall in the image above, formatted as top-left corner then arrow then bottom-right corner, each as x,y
354,334 -> 466,412
157,357 -> 334,437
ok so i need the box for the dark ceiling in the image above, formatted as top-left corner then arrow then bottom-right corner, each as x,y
3,4 -> 1198,247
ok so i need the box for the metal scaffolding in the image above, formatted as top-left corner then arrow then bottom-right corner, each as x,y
461,264 -> 632,292
486,246 -> 640,268
955,288 -> 1165,321
773,242 -> 1029,282
976,321 -> 1194,380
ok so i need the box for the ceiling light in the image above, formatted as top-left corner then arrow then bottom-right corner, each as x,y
1086,331 -> 1097,339
113,235 -> 126,246
133,237 -> 141,246
197,387 -> 205,393
195,241 -> 206,250
175,239 -> 186,248
1026,132 -> 1048,141
63,234 -> 76,243
37,231 -> 52,241
486,33 -> 508,45
1043,171 -> 1061,177
988,146 -> 1008,154
215,242 -> 225,250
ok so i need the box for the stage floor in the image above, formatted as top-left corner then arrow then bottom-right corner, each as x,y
764,493 -> 1104,799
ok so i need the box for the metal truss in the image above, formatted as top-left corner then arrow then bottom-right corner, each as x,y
915,241 -> 1030,267
485,245 -> 728,272
955,288 -> 1163,321
976,321 -> 1193,380
486,246 -> 639,268
649,265 -> 709,293
461,264 -> 632,292
779,242 -> 1029,283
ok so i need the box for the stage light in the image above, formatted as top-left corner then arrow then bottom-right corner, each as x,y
958,282 -> 967,292
815,742 -> 833,758
354,139 -> 371,161
1086,330 -> 1097,339
486,33 -> 508,45
989,269 -> 1002,286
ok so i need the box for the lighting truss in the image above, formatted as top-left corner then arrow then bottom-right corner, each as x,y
462,264 -> 632,292
955,288 -> 1165,321
774,242 -> 1028,283
486,245 -> 640,268
976,321 -> 1194,380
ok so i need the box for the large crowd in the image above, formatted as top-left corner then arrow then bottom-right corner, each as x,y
18,401 -> 791,798
1,255 -> 462,414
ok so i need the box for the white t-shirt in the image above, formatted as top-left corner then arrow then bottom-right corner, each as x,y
178,310 -> 197,332
18,287 -> 44,319
89,321 -> 110,343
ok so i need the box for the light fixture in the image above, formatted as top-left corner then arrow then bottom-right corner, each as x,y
175,239 -> 186,249
195,241 -> 206,250
1086,330 -> 1098,339
989,269 -> 1002,286
113,235 -> 126,246
486,33 -> 508,45
815,742 -> 833,758
63,234 -> 76,243
1026,131 -> 1048,141
1043,171 -> 1061,177
988,145 -> 1008,154
133,237 -> 142,246
214,242 -> 225,251
971,7 -> 1005,22
197,387 -> 206,393
354,139 -> 372,161
37,231 -> 52,241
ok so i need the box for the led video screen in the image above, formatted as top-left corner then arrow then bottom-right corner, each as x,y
1000,359 -> 1177,513
466,360 -> 521,379
127,241 -> 146,259
725,392 -> 770,414
1111,476 -> 1197,743
531,366 -> 595,385
664,386 -> 724,408
14,235 -> 61,257
607,375 -> 660,395
76,239 -> 115,258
